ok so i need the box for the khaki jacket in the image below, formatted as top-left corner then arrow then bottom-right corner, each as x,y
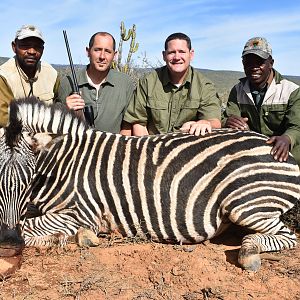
0,57 -> 59,127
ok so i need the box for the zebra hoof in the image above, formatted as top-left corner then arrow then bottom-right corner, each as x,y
238,247 -> 261,272
76,227 -> 99,247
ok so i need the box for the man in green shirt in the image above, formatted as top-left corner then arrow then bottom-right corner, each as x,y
222,37 -> 300,166
57,32 -> 135,133
122,32 -> 221,136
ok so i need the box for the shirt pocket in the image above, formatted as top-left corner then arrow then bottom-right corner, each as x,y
262,105 -> 287,132
181,99 -> 199,109
147,97 -> 168,110
146,97 -> 168,131
176,99 -> 199,125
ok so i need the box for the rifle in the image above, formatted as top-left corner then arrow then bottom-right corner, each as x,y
63,30 -> 94,127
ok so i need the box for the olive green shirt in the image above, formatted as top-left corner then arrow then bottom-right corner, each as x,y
222,69 -> 300,165
123,66 -> 221,134
57,67 -> 135,133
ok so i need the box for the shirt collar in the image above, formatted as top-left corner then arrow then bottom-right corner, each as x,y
14,56 -> 40,82
82,65 -> 115,87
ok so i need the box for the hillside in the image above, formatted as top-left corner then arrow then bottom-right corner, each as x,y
1,56 -> 299,101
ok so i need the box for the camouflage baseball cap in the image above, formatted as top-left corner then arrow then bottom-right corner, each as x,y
15,25 -> 44,42
242,37 -> 272,59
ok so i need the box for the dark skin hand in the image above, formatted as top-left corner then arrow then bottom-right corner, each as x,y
226,116 -> 291,162
225,115 -> 249,130
266,135 -> 291,162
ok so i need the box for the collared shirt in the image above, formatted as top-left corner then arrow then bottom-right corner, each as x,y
0,57 -> 59,127
222,69 -> 300,165
251,85 -> 267,108
250,70 -> 273,109
123,66 -> 221,134
57,67 -> 135,133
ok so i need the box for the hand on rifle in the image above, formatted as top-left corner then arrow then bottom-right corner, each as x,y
66,93 -> 85,111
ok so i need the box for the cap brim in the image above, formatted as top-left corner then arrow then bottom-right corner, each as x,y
242,49 -> 270,59
17,34 -> 44,43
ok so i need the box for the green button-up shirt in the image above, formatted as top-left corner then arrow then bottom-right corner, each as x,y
57,67 -> 135,133
123,66 -> 221,134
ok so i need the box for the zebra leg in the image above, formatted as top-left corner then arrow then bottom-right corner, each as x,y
237,222 -> 297,272
23,212 -> 81,248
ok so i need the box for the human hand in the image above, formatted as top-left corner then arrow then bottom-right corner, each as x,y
225,115 -> 249,130
66,93 -> 85,111
266,135 -> 291,162
180,120 -> 212,136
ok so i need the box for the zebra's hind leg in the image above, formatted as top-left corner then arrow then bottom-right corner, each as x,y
238,222 -> 297,272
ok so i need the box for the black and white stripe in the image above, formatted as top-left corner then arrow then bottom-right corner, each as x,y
0,98 -> 299,270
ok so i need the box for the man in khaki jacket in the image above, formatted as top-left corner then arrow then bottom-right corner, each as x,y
0,24 -> 59,127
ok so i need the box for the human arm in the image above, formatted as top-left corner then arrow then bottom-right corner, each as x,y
123,77 -> 149,135
222,86 -> 249,130
266,135 -> 291,162
120,77 -> 136,136
180,118 -> 221,136
267,87 -> 300,162
132,123 -> 149,136
53,76 -> 61,102
0,76 -> 14,127
120,121 -> 132,136
56,75 -> 85,110
225,115 -> 249,130
180,73 -> 221,136
65,93 -> 85,110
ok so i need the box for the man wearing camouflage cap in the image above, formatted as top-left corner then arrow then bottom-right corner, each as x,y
0,25 -> 59,127
222,36 -> 300,166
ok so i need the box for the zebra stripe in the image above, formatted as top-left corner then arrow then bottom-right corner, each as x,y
25,129 -> 299,242
0,98 -> 300,271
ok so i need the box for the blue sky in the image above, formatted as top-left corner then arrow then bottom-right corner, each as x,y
1,0 -> 300,75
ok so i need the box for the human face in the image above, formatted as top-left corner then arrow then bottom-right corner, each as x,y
163,39 -> 194,78
12,37 -> 44,71
242,54 -> 274,89
86,34 -> 116,74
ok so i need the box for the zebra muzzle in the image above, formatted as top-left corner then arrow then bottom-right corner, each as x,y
0,224 -> 25,257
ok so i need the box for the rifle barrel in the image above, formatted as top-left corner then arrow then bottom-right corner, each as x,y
63,30 -> 79,93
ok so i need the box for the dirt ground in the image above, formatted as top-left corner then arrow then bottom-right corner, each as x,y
0,221 -> 300,300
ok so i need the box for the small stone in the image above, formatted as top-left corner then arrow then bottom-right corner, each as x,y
76,227 -> 100,247
0,255 -> 22,279
171,266 -> 185,276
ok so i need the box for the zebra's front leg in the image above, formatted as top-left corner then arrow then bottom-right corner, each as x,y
238,224 -> 297,271
23,212 -> 81,248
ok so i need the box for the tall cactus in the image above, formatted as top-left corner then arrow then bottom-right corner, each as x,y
114,21 -> 139,74
124,24 -> 139,73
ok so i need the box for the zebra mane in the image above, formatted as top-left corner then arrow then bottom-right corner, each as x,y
7,97 -> 89,136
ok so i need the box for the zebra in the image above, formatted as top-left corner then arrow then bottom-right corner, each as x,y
0,97 -> 299,271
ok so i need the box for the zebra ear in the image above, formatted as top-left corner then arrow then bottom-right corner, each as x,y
24,132 -> 66,152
